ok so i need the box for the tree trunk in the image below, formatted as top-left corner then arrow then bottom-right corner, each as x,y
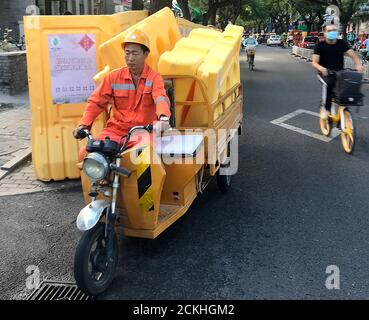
210,8 -> 217,25
132,0 -> 144,10
177,0 -> 191,20
203,11 -> 210,26
341,22 -> 348,40
203,0 -> 233,26
150,0 -> 172,15
231,0 -> 241,25
231,14 -> 239,25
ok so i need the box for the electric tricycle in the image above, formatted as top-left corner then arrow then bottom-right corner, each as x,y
74,77 -> 243,296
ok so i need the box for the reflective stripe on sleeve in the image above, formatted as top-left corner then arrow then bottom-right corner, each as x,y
155,96 -> 170,105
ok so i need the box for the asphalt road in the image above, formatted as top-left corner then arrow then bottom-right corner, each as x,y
1,45 -> 369,300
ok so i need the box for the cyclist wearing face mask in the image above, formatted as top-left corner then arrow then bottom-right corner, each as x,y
312,22 -> 363,120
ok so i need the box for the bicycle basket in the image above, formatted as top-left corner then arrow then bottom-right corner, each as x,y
246,46 -> 256,54
336,69 -> 364,106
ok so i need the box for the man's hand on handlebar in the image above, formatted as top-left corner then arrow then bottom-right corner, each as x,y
72,125 -> 89,139
356,65 -> 365,73
319,67 -> 328,77
153,119 -> 171,134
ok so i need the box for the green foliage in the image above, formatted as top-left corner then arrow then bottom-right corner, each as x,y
182,0 -> 367,35
303,0 -> 368,37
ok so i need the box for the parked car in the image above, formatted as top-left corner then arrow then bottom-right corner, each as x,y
267,35 -> 282,46
298,36 -> 319,50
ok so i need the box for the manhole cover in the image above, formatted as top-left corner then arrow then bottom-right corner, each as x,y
0,137 -> 24,156
27,281 -> 93,300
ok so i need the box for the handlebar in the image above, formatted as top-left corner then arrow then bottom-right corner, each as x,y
109,164 -> 131,178
322,68 -> 361,76
77,124 -> 153,144
119,124 -> 153,152
76,127 -> 93,140
127,124 -> 153,134
77,124 -> 153,178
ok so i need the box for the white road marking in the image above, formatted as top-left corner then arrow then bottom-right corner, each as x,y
240,55 -> 273,62
270,109 -> 340,142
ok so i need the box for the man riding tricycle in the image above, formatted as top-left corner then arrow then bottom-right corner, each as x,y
72,29 -> 243,296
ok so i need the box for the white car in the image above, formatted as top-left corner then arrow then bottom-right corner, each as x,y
267,35 -> 282,46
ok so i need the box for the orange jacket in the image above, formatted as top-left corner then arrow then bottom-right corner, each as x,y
79,63 -> 171,135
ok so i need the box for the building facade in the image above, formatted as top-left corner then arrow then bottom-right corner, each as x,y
35,0 -> 117,15
348,20 -> 369,36
0,0 -> 121,43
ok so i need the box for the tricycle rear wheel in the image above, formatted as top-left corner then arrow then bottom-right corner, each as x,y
216,140 -> 236,194
216,166 -> 232,194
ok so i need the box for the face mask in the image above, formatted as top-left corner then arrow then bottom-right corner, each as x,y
326,31 -> 338,40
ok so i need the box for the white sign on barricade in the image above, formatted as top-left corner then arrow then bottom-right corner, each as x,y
48,34 -> 97,104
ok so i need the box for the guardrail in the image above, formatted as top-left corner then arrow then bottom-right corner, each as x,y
290,45 -> 369,81
291,46 -> 312,62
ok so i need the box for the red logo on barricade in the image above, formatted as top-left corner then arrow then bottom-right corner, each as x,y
79,35 -> 95,52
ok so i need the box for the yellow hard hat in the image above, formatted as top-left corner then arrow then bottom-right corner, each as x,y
121,29 -> 150,52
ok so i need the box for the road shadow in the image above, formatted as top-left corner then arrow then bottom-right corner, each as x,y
249,68 -> 267,73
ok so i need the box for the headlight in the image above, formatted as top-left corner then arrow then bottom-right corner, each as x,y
83,152 -> 109,182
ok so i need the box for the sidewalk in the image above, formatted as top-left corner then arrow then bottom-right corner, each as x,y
0,92 -> 81,197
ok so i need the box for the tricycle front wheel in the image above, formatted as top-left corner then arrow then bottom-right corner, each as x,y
74,222 -> 118,296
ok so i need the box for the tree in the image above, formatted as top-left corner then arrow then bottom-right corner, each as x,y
177,0 -> 192,20
305,0 -> 368,39
189,0 -> 237,25
132,0 -> 144,10
293,0 -> 326,33
263,0 -> 292,34
150,0 -> 172,14
218,0 -> 242,27
243,0 -> 270,33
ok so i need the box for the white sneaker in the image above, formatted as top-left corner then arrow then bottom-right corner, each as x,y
320,108 -> 329,120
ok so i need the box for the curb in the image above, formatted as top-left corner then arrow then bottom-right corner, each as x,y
0,180 -> 82,197
1,147 -> 32,171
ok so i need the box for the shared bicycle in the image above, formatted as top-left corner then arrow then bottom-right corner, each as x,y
318,69 -> 362,154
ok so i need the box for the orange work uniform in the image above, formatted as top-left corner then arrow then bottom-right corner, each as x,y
78,63 -> 171,160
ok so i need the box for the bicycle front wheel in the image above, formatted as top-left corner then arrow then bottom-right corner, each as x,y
341,109 -> 355,154
319,108 -> 331,136
249,55 -> 255,70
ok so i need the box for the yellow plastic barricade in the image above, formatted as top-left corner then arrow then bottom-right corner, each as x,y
158,24 -> 243,127
24,11 -> 148,181
176,17 -> 207,37
158,28 -> 222,127
198,24 -> 244,121
98,7 -> 181,72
